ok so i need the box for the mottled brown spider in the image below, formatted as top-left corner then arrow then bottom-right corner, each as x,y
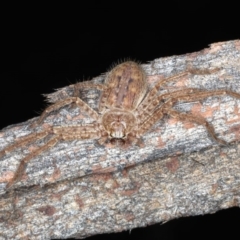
1,61 -> 240,188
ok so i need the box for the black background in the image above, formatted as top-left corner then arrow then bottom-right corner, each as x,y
1,6 -> 240,240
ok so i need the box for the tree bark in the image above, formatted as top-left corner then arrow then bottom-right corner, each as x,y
0,40 -> 240,239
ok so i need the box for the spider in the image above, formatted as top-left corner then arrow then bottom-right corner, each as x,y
1,61 -> 240,188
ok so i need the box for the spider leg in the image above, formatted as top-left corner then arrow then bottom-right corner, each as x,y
7,135 -> 59,188
163,89 -> 240,144
0,129 -> 53,188
137,72 -> 189,113
138,68 -> 220,116
36,97 -> 99,125
136,88 -> 203,124
138,88 -> 240,142
168,89 -> 240,103
71,81 -> 112,113
72,82 -> 107,97
137,106 -> 165,136
6,125 -> 102,188
0,131 -> 50,158
165,109 -> 227,145
137,88 -> 240,125
52,124 -> 102,140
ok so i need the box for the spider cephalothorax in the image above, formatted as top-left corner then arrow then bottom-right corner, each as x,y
1,61 -> 240,188
101,109 -> 137,139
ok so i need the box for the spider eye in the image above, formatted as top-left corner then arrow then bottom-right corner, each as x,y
109,121 -> 126,138
110,133 -> 125,138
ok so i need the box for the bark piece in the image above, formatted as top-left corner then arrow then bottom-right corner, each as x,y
0,40 -> 240,239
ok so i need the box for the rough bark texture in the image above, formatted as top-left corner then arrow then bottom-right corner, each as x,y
0,40 -> 240,239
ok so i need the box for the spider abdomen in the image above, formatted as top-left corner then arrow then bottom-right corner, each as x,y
100,61 -> 147,111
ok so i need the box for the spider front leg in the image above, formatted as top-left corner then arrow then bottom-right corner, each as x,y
0,128 -> 55,188
4,124 -> 102,188
0,131 -> 49,158
7,134 -> 59,188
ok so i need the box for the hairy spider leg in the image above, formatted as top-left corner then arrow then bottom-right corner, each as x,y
138,89 -> 240,143
7,125 -> 102,188
36,97 -> 99,125
136,88 -> 204,124
72,82 -> 107,97
7,135 -> 59,188
0,131 -> 50,158
136,72 -> 189,114
137,68 -> 220,118
166,109 -> 227,145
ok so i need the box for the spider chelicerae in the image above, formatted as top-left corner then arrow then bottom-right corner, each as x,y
1,61 -> 240,188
